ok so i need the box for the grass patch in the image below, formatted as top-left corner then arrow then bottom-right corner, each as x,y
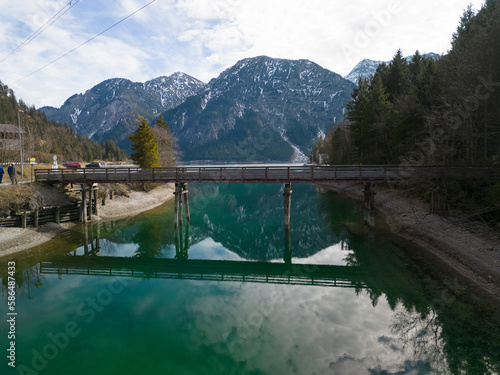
0,185 -> 44,216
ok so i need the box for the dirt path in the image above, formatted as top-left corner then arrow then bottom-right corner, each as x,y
0,184 -> 174,257
321,182 -> 500,299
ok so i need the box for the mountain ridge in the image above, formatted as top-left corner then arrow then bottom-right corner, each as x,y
41,72 -> 206,150
40,56 -> 360,161
163,55 -> 355,161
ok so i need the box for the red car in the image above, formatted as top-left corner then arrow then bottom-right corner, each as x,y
62,161 -> 81,169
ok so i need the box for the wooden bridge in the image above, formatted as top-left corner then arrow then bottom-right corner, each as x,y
34,164 -> 500,185
33,164 -> 500,229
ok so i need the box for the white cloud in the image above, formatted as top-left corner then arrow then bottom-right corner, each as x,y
0,0 -> 486,107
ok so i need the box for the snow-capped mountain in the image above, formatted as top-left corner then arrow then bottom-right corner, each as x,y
344,59 -> 384,84
41,72 -> 205,149
41,56 -> 355,161
344,53 -> 440,83
164,56 -> 354,161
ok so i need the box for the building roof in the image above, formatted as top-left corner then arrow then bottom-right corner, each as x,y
0,124 -> 26,134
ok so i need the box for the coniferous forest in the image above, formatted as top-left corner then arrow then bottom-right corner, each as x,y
314,0 -> 500,222
0,81 -> 127,164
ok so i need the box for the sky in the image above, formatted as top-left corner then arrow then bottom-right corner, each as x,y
0,0 -> 486,108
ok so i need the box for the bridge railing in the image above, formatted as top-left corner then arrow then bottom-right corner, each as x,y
34,165 -> 500,184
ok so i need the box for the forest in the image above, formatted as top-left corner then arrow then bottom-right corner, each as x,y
313,0 -> 500,223
0,82 -> 127,164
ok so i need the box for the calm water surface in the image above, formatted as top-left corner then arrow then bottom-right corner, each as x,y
1,183 -> 499,375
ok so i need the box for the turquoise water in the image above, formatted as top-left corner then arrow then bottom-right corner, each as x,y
1,183 -> 499,374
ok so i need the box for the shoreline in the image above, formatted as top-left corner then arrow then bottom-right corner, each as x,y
319,182 -> 500,300
0,184 -> 175,258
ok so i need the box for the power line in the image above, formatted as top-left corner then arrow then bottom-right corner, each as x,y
0,0 -> 80,65
13,0 -> 156,85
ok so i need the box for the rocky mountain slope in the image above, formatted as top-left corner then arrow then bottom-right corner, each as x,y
164,56 -> 354,161
40,72 -> 205,150
41,56 -> 356,162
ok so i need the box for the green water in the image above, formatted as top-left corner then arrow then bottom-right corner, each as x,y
1,183 -> 500,375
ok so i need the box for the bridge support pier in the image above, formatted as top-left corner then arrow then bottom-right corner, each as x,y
363,183 -> 376,228
93,185 -> 99,217
80,184 -> 88,223
284,183 -> 292,231
175,220 -> 190,260
174,183 -> 190,228
284,229 -> 292,265
80,184 -> 99,223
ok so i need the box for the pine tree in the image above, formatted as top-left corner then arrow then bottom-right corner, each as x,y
451,5 -> 476,49
129,116 -> 160,168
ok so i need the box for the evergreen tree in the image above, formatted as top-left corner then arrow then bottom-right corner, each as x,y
451,5 -> 476,49
129,115 -> 160,168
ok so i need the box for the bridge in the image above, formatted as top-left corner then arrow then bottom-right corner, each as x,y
33,164 -> 500,228
34,164 -> 500,185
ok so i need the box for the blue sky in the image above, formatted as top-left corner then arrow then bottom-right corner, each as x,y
0,0 -> 486,108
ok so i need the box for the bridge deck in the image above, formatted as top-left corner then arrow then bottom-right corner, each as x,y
34,165 -> 500,184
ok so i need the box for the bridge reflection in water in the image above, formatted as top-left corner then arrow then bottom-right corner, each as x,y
39,221 -> 367,289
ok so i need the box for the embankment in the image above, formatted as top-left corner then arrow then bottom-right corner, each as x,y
0,183 -> 174,257
319,182 -> 500,300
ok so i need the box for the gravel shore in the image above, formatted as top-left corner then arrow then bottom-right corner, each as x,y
0,184 -> 174,258
320,182 -> 500,300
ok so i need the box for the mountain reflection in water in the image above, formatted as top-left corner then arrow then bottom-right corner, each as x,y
1,183 -> 499,375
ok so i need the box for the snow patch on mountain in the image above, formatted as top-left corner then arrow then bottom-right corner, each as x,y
70,107 -> 82,125
280,129 -> 308,162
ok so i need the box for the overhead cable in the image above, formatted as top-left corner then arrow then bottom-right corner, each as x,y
0,0 -> 80,64
13,0 -> 156,84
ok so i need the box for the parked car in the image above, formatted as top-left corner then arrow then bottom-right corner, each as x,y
85,162 -> 102,168
62,161 -> 81,169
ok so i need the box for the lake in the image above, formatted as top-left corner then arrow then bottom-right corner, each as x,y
1,183 -> 499,374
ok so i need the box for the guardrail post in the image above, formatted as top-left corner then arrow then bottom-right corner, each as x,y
34,208 -> 39,227
22,212 -> 27,228
55,206 -> 60,224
